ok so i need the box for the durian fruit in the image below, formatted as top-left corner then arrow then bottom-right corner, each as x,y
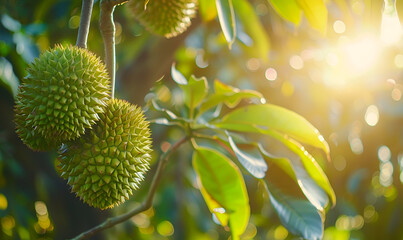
58,99 -> 152,210
128,0 -> 198,38
14,45 -> 111,151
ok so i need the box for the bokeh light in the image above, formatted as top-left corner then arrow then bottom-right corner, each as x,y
378,145 -> 391,162
265,67 -> 277,81
365,105 -> 379,127
333,20 -> 346,34
289,55 -> 304,70
157,220 -> 174,237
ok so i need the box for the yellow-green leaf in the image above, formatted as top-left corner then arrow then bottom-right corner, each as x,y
267,0 -> 302,25
193,147 -> 250,239
233,0 -> 270,61
295,0 -> 328,34
200,0 -> 218,22
180,75 -> 208,113
199,185 -> 229,226
215,104 -> 330,155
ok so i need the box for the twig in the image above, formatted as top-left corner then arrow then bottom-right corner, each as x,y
99,0 -> 128,98
69,136 -> 188,240
76,0 -> 94,48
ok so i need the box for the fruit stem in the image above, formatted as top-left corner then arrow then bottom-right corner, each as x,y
68,136 -> 188,240
76,0 -> 94,49
99,0 -> 128,98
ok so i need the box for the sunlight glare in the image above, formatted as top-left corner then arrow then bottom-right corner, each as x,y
394,54 -> 403,68
341,37 -> 380,75
380,0 -> 403,45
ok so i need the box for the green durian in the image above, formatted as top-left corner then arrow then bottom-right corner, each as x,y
58,99 -> 152,210
14,45 -> 111,151
128,0 -> 198,38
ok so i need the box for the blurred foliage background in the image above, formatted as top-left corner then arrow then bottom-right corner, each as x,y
0,0 -> 403,239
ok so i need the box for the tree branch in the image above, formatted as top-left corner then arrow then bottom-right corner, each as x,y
69,136 -> 188,240
76,0 -> 94,48
99,0 -> 128,98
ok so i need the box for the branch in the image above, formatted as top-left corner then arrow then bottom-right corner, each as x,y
76,0 -> 94,48
69,136 -> 188,240
99,0 -> 128,98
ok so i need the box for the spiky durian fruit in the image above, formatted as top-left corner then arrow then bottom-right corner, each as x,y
14,45 -> 110,151
128,0 -> 198,38
58,99 -> 152,209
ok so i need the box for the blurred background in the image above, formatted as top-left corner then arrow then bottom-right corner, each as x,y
0,0 -> 403,239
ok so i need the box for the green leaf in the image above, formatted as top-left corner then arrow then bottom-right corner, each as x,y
267,0 -> 302,25
200,0 -> 218,22
193,147 -> 250,240
181,75 -> 208,115
267,131 -> 335,206
0,57 -> 19,98
216,0 -> 236,48
264,181 -> 324,240
199,185 -> 229,226
150,100 -> 179,120
233,0 -> 270,61
148,118 -> 182,126
215,104 -> 330,155
171,63 -> 187,85
198,80 -> 263,116
228,135 -> 268,179
259,145 -> 329,211
295,0 -> 328,34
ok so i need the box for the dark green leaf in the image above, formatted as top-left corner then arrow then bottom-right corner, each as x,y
267,0 -> 302,25
215,104 -> 330,154
267,131 -> 335,206
216,0 -> 236,48
193,147 -> 249,240
260,145 -> 328,211
264,181 -> 324,240
228,135 -> 267,178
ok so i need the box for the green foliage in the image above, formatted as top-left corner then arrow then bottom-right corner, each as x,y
264,182 -> 324,240
295,0 -> 328,34
267,0 -> 302,25
215,0 -> 236,47
193,147 -> 249,240
215,104 -> 330,154
149,66 -> 334,238
2,0 -> 402,239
